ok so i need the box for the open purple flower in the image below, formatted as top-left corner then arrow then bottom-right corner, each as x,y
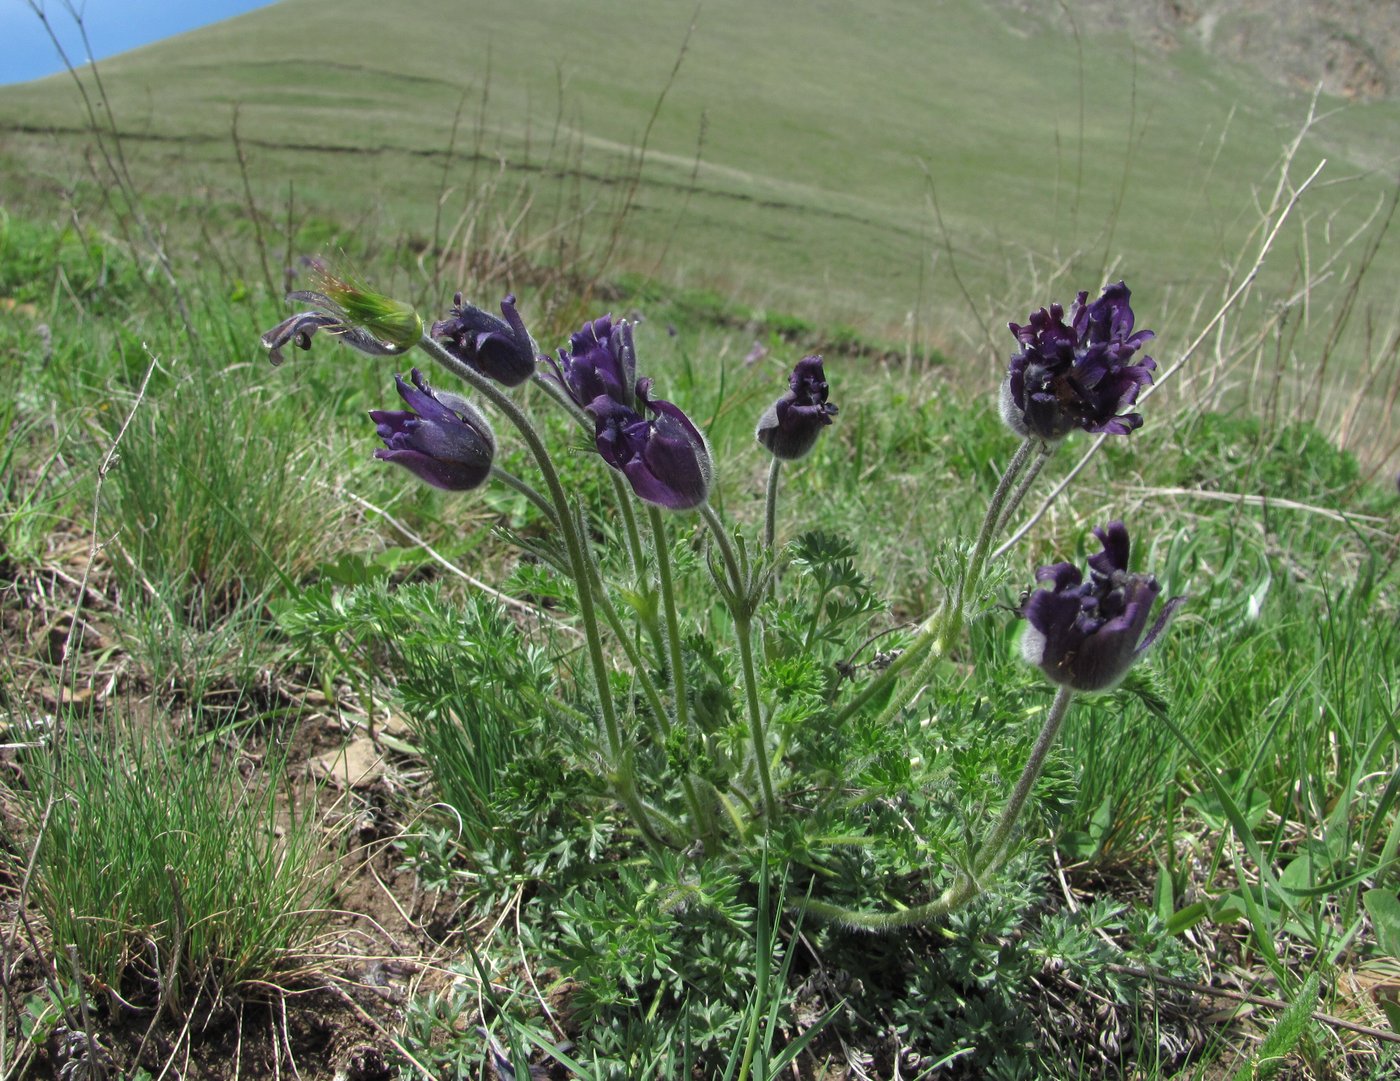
548,313 -> 637,411
756,354 -> 839,460
1000,282 -> 1156,441
430,293 -> 538,387
1020,521 -> 1184,692
590,379 -> 711,510
370,368 -> 495,491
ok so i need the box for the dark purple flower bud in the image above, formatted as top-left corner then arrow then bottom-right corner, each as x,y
755,354 -> 839,461
369,368 -> 495,492
430,293 -> 538,387
1020,521 -> 1185,692
260,291 -> 411,367
589,379 -> 712,510
547,313 -> 637,410
1001,281 -> 1156,441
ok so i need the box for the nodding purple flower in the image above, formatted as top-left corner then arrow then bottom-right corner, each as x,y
548,313 -> 637,411
430,293 -> 538,387
1020,521 -> 1185,692
370,368 -> 495,491
1000,282 -> 1156,441
590,379 -> 712,510
260,290 -> 412,366
756,354 -> 839,461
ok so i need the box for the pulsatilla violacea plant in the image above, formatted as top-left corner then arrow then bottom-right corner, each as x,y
260,272 -> 1185,931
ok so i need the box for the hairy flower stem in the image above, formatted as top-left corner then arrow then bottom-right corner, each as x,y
648,505 -> 692,734
417,336 -> 624,760
805,686 -> 1077,930
490,467 -> 556,522
587,573 -> 673,743
534,373 -> 653,590
733,613 -> 775,825
976,686 -> 1076,874
614,475 -> 649,581
532,374 -> 659,658
763,457 -> 782,549
993,441 -> 1054,537
700,503 -> 778,826
958,436 -> 1036,613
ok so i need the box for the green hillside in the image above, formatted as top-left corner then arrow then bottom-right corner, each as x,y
1,0 -> 1397,412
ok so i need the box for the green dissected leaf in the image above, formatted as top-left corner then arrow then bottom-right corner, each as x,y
1229,970 -> 1319,1081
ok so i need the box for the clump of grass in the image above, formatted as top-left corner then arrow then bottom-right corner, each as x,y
101,357 -> 344,615
17,723 -> 332,1007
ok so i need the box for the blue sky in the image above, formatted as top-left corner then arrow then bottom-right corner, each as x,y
1,1 -> 279,85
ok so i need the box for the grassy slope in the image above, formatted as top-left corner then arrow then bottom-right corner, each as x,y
1,0 -> 1396,354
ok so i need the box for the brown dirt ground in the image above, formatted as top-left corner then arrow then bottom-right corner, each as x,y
0,537 -> 470,1080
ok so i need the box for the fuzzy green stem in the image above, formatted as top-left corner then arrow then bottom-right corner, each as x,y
532,369 -> 593,428
588,573 -> 673,743
531,373 -> 652,622
992,441 -> 1053,537
680,772 -> 719,849
957,436 -> 1036,613
975,685 -> 1076,875
804,686 -> 1077,930
733,612 -> 777,824
648,505 -> 691,735
417,336 -> 622,762
490,466 -> 556,522
700,503 -> 777,825
700,502 -> 743,594
763,456 -> 782,549
614,475 -> 649,581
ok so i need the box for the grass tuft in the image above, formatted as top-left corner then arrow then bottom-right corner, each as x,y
16,723 -> 333,1005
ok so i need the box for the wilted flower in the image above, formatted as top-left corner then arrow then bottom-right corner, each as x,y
756,354 -> 839,460
430,293 -> 538,387
1000,281 -> 1155,441
590,379 -> 712,510
369,368 -> 495,491
261,292 -> 412,367
547,313 -> 637,411
1020,521 -> 1184,692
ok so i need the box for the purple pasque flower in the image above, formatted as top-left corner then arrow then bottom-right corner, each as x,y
547,313 -> 637,411
755,354 -> 839,460
547,313 -> 710,509
1020,521 -> 1185,692
590,379 -> 712,510
260,290 -> 412,366
370,368 -> 495,491
1000,281 -> 1156,441
430,293 -> 538,387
